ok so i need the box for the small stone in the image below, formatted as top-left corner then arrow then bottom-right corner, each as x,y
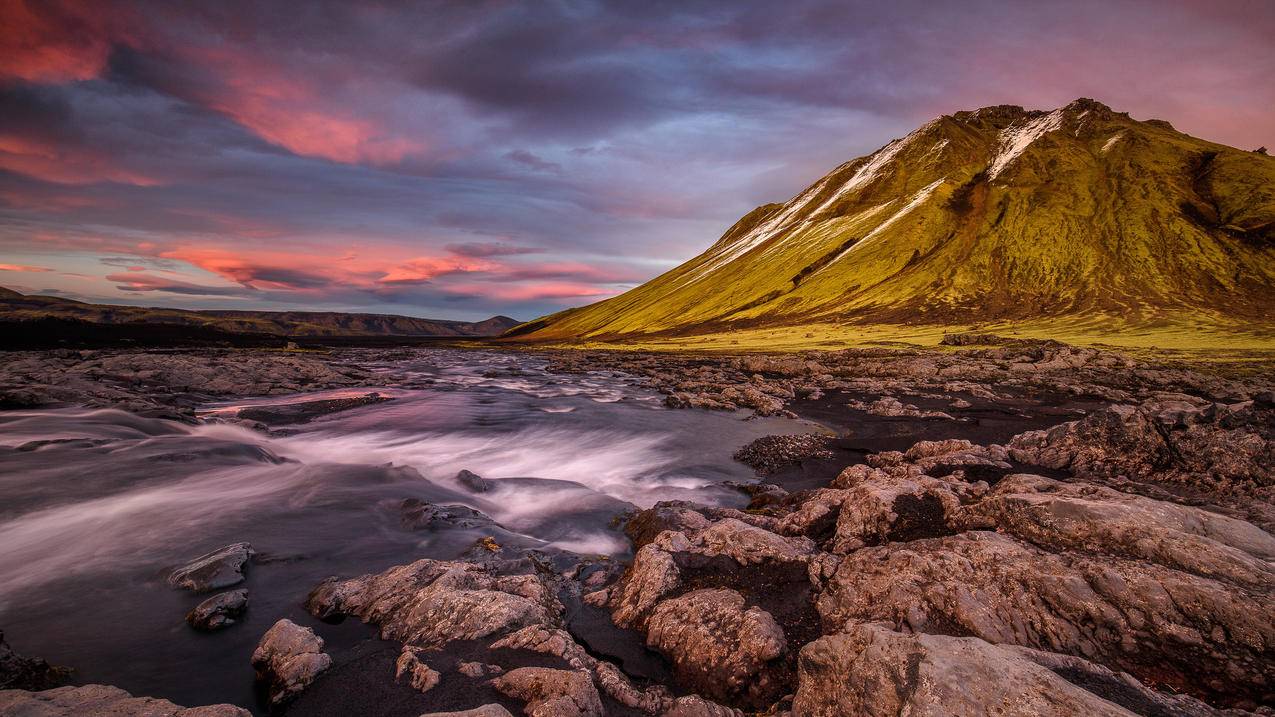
186,589 -> 248,631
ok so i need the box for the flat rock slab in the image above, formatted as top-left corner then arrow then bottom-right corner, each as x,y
168,543 -> 254,593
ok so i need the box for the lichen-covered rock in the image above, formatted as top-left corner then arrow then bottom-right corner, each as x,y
0,684 -> 250,716
250,619 -> 331,705
645,588 -> 786,708
793,624 -> 1233,717
816,531 -> 1274,702
167,543 -> 254,593
305,558 -> 559,649
185,589 -> 248,631
490,667 -> 603,717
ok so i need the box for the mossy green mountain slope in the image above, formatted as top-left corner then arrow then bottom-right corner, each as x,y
512,99 -> 1275,345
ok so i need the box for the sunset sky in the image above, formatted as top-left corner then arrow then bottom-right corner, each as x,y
2,0 -> 1272,320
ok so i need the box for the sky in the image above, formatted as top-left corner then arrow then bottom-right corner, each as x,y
1,0 -> 1272,321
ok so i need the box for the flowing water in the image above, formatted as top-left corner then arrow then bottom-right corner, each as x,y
0,350 -> 803,711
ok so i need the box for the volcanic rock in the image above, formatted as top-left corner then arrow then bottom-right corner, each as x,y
645,588 -> 787,708
250,619 -> 331,705
490,667 -> 603,717
0,684 -> 250,716
305,558 -> 559,649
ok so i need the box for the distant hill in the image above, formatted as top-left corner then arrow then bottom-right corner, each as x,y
0,289 -> 519,339
509,99 -> 1274,347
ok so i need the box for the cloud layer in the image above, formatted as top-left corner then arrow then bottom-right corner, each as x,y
2,0 -> 1272,319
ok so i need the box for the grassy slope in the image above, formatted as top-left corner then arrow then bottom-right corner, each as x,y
512,100 -> 1275,350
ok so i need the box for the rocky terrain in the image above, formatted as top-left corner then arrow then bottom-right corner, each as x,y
0,340 -> 1272,715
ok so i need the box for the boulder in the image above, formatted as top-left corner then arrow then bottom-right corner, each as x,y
793,623 -> 1232,717
306,558 -> 559,649
826,464 -> 971,552
456,469 -> 490,492
645,588 -> 787,708
816,531 -> 1274,703
250,619 -> 331,705
490,667 -> 603,717
167,543 -> 254,593
185,589 -> 249,631
959,473 -> 1275,588
0,684 -> 250,716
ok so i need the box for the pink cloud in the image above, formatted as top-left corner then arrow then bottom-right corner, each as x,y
0,135 -> 163,186
0,263 -> 53,272
0,0 -> 140,83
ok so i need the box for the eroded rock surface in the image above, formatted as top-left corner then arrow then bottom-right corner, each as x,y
490,667 -> 603,717
0,684 -> 250,716
305,558 -> 559,649
794,624 -> 1235,717
250,619 -> 331,705
646,588 -> 786,708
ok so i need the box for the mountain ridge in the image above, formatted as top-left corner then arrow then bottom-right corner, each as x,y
0,288 -> 519,338
509,99 -> 1274,347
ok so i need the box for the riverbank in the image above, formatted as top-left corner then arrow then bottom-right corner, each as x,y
0,342 -> 1272,715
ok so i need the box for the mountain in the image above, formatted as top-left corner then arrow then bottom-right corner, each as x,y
510,99 -> 1275,346
0,289 -> 519,338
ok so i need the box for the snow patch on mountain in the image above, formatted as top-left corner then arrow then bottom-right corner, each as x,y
819,177 -> 945,270
988,110 -> 1064,179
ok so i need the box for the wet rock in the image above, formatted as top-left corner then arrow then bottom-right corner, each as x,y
959,473 -> 1275,588
305,558 -> 559,649
793,623 -> 1232,717
816,531 -> 1274,703
0,630 -> 70,691
490,667 -> 603,717
250,619 -> 331,705
457,469 -> 490,493
399,499 -> 497,531
185,589 -> 249,631
167,542 -> 254,593
645,588 -> 787,708
394,646 -> 441,693
0,684 -> 250,716
235,392 -> 392,425
732,434 -> 834,475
